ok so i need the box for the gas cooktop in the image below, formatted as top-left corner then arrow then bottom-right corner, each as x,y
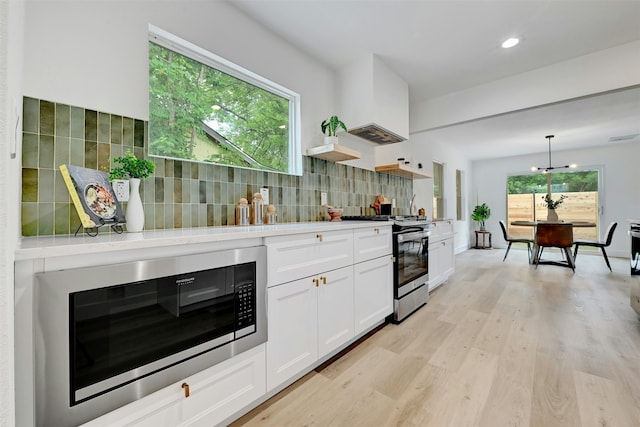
342,215 -> 430,227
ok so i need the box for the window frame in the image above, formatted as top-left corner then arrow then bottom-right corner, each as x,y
148,25 -> 302,176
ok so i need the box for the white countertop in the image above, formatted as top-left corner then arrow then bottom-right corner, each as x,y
15,220 -> 393,261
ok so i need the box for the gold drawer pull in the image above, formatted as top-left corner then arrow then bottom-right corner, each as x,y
321,276 -> 327,285
374,228 -> 380,234
441,241 -> 446,246
313,278 -> 319,287
182,382 -> 190,398
316,234 -> 323,242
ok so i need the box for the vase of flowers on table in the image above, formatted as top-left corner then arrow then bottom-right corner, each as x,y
542,193 -> 567,221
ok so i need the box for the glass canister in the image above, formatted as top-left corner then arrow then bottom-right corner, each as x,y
235,198 -> 250,225
251,193 -> 264,225
265,204 -> 277,224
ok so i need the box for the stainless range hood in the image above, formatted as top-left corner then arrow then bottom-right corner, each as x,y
348,123 -> 406,145
339,54 -> 409,145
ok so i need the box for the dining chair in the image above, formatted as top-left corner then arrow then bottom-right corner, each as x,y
499,220 -> 533,262
534,222 -> 575,271
573,221 -> 617,271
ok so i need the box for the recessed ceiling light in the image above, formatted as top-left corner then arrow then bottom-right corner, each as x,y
501,37 -> 520,49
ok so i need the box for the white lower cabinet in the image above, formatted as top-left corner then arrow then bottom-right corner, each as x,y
354,255 -> 393,334
266,265 -> 354,391
81,344 -> 266,427
428,219 -> 455,291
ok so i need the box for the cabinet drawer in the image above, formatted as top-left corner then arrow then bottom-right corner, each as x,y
353,226 -> 392,263
266,230 -> 353,285
430,219 -> 453,240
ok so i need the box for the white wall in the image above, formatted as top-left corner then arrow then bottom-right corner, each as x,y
472,141 -> 640,259
1,1 -> 24,426
21,0 -> 376,159
375,132 -> 473,254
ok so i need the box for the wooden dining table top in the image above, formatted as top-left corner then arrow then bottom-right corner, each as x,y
510,220 -> 596,227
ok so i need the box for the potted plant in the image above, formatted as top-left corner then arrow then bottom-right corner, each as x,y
109,152 -> 155,232
321,115 -> 348,145
471,202 -> 491,231
109,151 -> 156,180
542,193 -> 567,221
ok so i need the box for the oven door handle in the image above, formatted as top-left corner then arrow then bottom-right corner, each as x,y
396,230 -> 430,242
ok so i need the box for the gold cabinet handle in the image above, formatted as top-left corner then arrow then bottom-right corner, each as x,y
321,276 -> 327,285
313,278 -> 319,287
374,228 -> 380,234
441,241 -> 446,246
182,382 -> 190,398
316,234 -> 323,242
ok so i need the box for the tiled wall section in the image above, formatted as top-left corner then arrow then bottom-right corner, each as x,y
21,97 -> 413,236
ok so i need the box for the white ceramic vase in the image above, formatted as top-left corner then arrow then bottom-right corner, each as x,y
547,208 -> 558,222
323,136 -> 338,145
126,178 -> 144,232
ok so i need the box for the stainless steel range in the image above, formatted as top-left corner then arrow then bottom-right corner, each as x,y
343,215 -> 430,322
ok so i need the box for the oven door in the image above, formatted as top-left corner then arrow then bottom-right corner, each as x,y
394,227 -> 429,297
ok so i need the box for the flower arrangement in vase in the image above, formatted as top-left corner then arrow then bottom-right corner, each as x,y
542,194 -> 567,221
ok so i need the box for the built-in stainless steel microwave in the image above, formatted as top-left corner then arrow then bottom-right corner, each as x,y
35,246 -> 266,427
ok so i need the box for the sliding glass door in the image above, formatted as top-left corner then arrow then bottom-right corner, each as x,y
506,169 -> 600,240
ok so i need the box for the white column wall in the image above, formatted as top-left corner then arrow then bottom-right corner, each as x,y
1,1 -> 25,426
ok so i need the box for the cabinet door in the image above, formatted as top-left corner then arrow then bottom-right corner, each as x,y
266,230 -> 354,286
353,226 -> 392,263
266,278 -> 318,391
428,241 -> 443,292
354,256 -> 393,335
317,266 -> 354,358
440,238 -> 454,279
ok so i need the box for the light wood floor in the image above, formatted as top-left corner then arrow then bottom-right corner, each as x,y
231,247 -> 640,427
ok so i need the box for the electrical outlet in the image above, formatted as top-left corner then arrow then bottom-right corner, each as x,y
113,179 -> 129,202
260,187 -> 269,205
321,192 -> 328,206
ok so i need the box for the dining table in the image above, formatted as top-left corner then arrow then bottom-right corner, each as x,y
510,220 -> 597,265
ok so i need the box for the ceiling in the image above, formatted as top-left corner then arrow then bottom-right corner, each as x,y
229,0 -> 640,160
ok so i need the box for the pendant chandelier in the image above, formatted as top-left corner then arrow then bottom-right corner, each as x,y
531,135 -> 577,173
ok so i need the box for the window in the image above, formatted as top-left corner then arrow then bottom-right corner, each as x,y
433,161 -> 444,219
148,26 -> 302,175
456,169 -> 464,221
506,169 -> 600,240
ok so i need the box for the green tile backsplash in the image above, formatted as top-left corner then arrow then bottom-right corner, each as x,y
21,97 -> 414,236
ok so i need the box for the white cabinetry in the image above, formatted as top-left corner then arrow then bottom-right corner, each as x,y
354,255 -> 393,334
353,227 -> 393,334
266,230 -> 354,285
265,230 -> 354,391
265,226 -> 392,392
428,220 -> 454,292
81,344 -> 266,427
266,265 -> 354,391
